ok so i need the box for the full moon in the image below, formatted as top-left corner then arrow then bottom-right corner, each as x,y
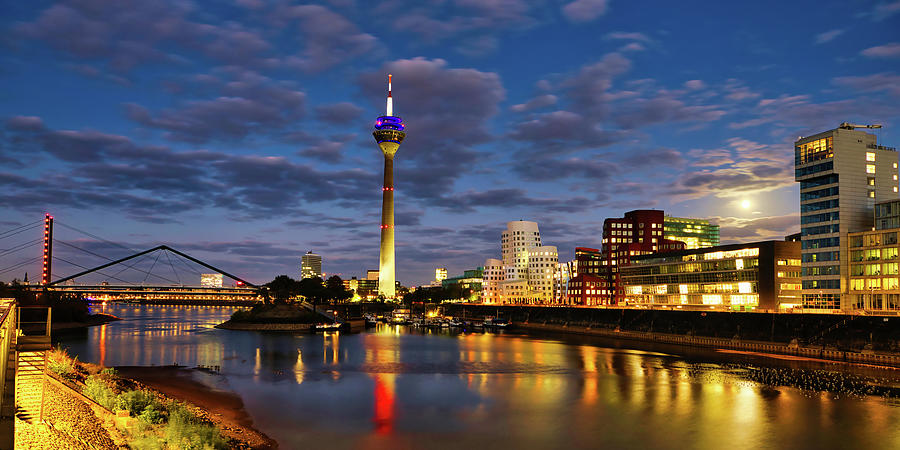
741,199 -> 751,209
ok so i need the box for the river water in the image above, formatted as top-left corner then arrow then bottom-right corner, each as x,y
57,304 -> 900,450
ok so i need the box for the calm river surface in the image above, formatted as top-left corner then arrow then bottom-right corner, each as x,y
58,304 -> 900,450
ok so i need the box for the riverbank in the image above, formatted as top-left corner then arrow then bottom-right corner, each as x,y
215,320 -> 314,332
116,366 -> 277,449
52,313 -> 120,331
514,322 -> 900,369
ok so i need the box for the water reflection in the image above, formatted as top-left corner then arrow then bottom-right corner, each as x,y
56,304 -> 900,450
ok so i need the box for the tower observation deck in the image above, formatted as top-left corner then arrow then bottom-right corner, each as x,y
373,75 -> 405,299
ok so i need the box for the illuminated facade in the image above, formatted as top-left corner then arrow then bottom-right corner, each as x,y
526,246 -> 558,303
620,241 -> 801,311
482,258 -> 503,304
794,125 -> 898,310
847,199 -> 900,313
600,210 -> 686,305
664,216 -> 720,249
442,267 -> 484,301
373,75 -> 405,299
200,273 -> 224,288
435,268 -> 447,283
300,251 -> 322,279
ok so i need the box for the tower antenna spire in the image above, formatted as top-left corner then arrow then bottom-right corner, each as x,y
386,74 -> 393,116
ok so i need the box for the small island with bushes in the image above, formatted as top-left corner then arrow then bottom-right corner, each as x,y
216,274 -> 351,332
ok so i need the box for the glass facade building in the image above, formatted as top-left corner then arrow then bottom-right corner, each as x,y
664,216 -> 720,249
846,199 -> 900,313
620,241 -> 801,311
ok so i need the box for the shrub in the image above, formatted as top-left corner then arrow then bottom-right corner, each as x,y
83,375 -> 117,411
100,367 -> 118,377
138,403 -> 164,424
116,390 -> 159,417
48,348 -> 77,380
164,402 -> 228,449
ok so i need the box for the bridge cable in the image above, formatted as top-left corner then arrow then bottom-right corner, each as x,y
109,252 -> 153,279
54,240 -> 179,285
171,252 -> 203,276
54,256 -> 136,285
0,239 -> 42,257
0,224 -> 40,242
0,256 -> 42,276
55,221 -> 138,253
142,251 -> 162,284
162,249 -> 182,285
0,221 -> 41,239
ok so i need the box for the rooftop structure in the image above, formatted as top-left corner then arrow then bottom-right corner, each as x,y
664,216 -> 720,249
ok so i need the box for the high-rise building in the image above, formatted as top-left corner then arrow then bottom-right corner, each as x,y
794,123 -> 898,310
373,74 -> 406,299
526,246 -> 558,303
562,247 -> 607,306
435,268 -> 448,283
501,220 -> 542,281
300,251 -> 322,279
664,216 -> 720,249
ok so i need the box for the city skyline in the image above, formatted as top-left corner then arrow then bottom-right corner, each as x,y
1,1 -> 899,286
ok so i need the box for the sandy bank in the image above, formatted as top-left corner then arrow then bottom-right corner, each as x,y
116,365 -> 278,449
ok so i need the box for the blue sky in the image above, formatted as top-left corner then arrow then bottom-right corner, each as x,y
1,0 -> 899,286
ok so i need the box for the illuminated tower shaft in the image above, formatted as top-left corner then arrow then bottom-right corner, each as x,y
373,75 -> 405,299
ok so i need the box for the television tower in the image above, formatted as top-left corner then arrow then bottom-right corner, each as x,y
373,75 -> 405,299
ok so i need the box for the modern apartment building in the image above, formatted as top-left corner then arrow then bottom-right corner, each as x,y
794,124 -> 898,310
300,251 -> 322,279
600,210 -> 686,305
847,199 -> 900,313
501,220 -> 542,281
482,220 -> 559,304
620,240 -> 801,311
526,246 -> 558,303
664,216 -> 720,249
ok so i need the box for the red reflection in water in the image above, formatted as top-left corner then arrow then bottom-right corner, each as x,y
98,324 -> 106,367
373,375 -> 394,435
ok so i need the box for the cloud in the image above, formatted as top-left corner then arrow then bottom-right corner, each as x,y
604,32 -> 653,43
861,42 -> 900,58
684,80 -> 706,90
513,155 -> 617,182
14,0 -> 273,73
714,214 -> 800,242
125,70 -> 306,143
613,95 -> 727,129
5,116 -> 44,131
279,5 -> 377,72
815,29 -> 844,44
621,148 -> 686,168
562,0 -> 609,23
832,72 -> 900,97
315,102 -> 364,124
510,94 -> 558,112
869,1 -> 900,20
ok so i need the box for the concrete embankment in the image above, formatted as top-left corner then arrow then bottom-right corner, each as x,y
515,322 -> 900,368
444,304 -> 900,368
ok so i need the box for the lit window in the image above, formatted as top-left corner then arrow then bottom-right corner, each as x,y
869,191 -> 876,198
867,164 -> 876,174
894,175 -> 898,181
894,163 -> 898,169
866,152 -> 876,162
894,187 -> 898,193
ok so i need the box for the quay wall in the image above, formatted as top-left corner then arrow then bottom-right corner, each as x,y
443,305 -> 900,366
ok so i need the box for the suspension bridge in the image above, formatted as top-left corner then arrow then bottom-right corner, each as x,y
0,214 -> 263,303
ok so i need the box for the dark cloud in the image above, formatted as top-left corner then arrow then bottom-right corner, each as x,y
715,214 -> 800,242
510,94 -> 557,112
613,95 -> 727,129
513,155 -> 617,182
278,4 -> 377,72
315,102 -> 364,124
125,71 -> 306,143
14,0 -> 273,73
621,148 -> 686,168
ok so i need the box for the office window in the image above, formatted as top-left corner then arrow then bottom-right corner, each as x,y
867,164 -> 876,174
866,152 -> 876,162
